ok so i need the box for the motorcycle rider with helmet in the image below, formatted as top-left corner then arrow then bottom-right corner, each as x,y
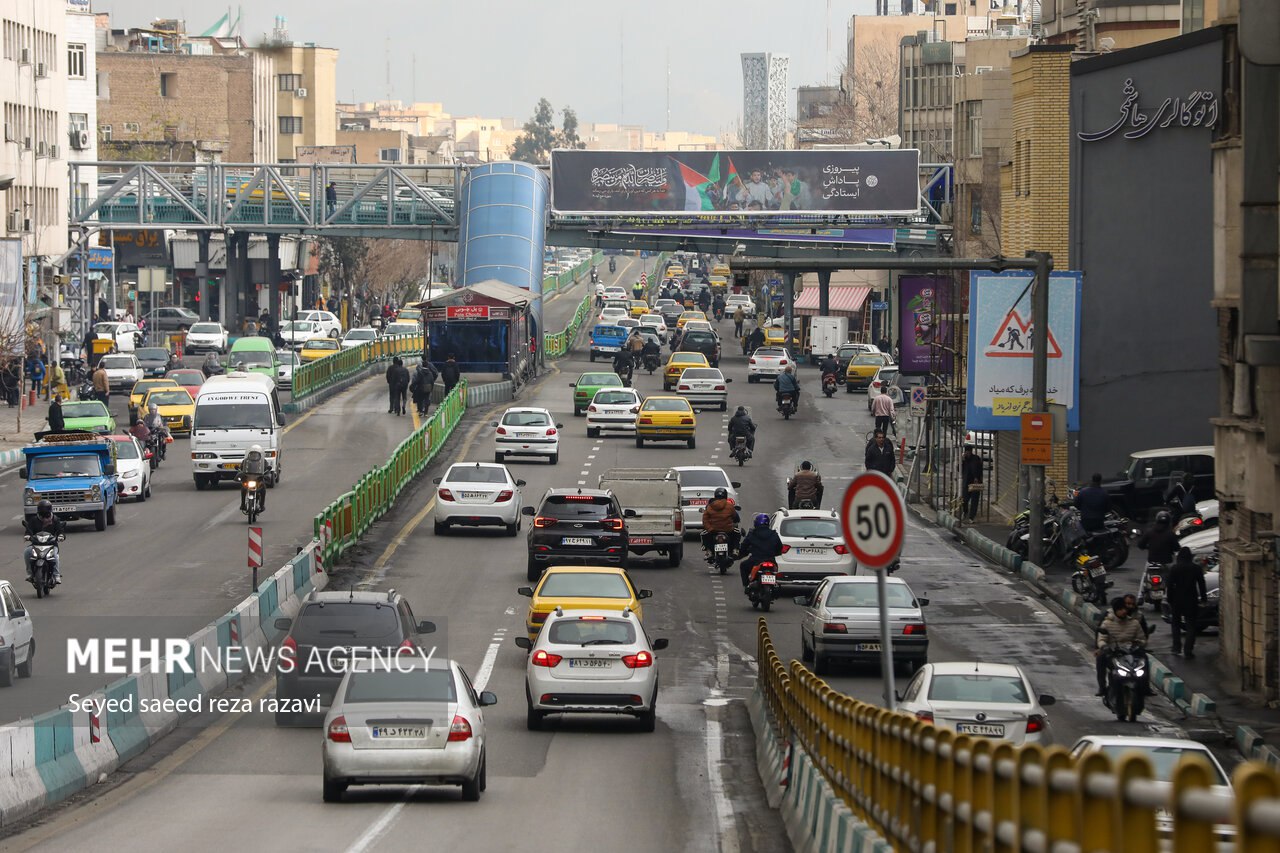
142,402 -> 171,460
238,445 -> 268,512
727,406 -> 756,456
1137,510 -> 1178,566
1095,596 -> 1148,696
739,512 -> 783,589
23,500 -> 64,583
788,461 -> 823,509
700,488 -> 741,561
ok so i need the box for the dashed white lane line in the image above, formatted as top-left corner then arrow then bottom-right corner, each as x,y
473,628 -> 506,692
587,454 -> 596,460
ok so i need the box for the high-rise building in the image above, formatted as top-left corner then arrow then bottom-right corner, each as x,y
741,52 -> 788,149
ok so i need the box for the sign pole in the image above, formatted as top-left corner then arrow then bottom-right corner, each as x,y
877,568 -> 896,710
248,526 -> 263,591
1026,251 -> 1052,567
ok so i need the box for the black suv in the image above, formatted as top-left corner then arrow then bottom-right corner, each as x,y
273,589 -> 436,726
523,488 -> 634,581
678,330 -> 721,367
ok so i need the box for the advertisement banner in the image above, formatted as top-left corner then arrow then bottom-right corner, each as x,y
0,239 -> 24,355
550,149 -> 920,216
898,275 -> 951,375
617,226 -> 896,246
966,271 -> 1082,431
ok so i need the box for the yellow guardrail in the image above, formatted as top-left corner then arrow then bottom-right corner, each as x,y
290,332 -> 423,401
757,619 -> 1280,852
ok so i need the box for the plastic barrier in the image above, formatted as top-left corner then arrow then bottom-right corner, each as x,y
755,618 -> 1280,851
291,331 -> 423,402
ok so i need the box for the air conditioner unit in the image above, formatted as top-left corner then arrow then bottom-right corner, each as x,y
19,48 -> 30,65
35,141 -> 47,157
35,62 -> 46,79
295,87 -> 307,98
70,129 -> 89,150
21,136 -> 31,151
2,123 -> 13,142
6,211 -> 29,232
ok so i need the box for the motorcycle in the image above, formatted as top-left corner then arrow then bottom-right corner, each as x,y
730,435 -> 752,467
76,379 -> 96,402
778,393 -> 796,420
609,258 -> 617,274
145,432 -> 167,469
613,358 -> 634,387
1070,551 -> 1113,605
1138,561 -> 1166,610
1102,643 -> 1149,722
706,530 -> 740,575
746,560 -> 779,611
370,316 -> 385,331
24,531 -> 64,599
240,473 -> 265,524
821,372 -> 838,398
642,352 -> 661,375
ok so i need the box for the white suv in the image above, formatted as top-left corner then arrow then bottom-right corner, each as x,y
0,580 -> 34,686
517,607 -> 668,732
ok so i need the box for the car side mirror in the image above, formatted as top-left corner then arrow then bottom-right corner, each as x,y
490,421 -> 499,427
432,477 -> 442,485
17,469 -> 26,479
556,423 -> 564,429
731,482 -> 741,489
478,691 -> 498,707
793,595 -> 812,607
652,638 -> 669,651
521,506 -> 536,516
638,589 -> 653,600
623,508 -> 638,518
568,383 -> 576,388
918,598 -> 930,607
515,479 -> 527,487
104,464 -> 115,476
277,413 -> 286,427
517,586 -> 534,597
1038,694 -> 1056,707
273,617 -> 291,631
725,377 -> 733,382
895,690 -> 905,702
417,621 -> 436,634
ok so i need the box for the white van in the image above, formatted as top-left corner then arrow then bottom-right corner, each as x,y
191,372 -> 285,490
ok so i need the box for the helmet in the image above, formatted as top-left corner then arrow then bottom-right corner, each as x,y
247,444 -> 263,458
37,499 -> 52,518
754,512 -> 770,528
148,403 -> 158,413
713,487 -> 728,501
1155,510 -> 1172,527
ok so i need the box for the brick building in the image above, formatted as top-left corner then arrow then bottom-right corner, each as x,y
256,18 -> 337,163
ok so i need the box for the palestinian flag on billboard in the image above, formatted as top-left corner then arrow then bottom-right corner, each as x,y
723,156 -> 745,202
673,154 -> 720,211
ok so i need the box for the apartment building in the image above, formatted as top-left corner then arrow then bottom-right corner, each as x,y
258,18 -> 337,162
65,3 -> 96,215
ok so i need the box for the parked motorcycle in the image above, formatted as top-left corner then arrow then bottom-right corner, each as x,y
706,530 -> 740,575
1070,551 -> 1112,605
821,372 -> 838,398
76,379 -> 96,402
240,473 -> 265,524
730,435 -> 752,467
746,560 -> 779,611
778,393 -> 796,420
24,531 -> 64,599
1102,643 -> 1149,722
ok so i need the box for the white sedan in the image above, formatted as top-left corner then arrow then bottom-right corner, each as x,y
675,367 -> 731,411
279,320 -> 321,349
598,307 -> 629,325
747,347 -> 793,382
639,314 -> 668,341
340,327 -> 379,349
896,662 -> 1057,746
586,387 -> 642,438
603,287 -> 628,302
770,509 -> 854,585
294,309 -> 342,338
98,354 -> 143,389
433,462 -> 526,535
671,466 -> 741,532
93,321 -> 141,353
796,576 -> 928,675
493,407 -> 562,465
183,322 -> 228,354
275,350 -> 300,389
108,434 -> 151,501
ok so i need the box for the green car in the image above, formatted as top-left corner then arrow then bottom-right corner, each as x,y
569,372 -> 624,417
60,400 -> 116,434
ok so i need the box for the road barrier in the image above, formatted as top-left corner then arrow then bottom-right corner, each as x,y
542,292 -> 594,360
290,331 -> 423,402
755,618 -> 1280,852
312,379 -> 467,566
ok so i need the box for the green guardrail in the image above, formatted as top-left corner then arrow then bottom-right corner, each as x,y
313,378 -> 468,565
291,332 -> 424,401
541,252 -> 669,360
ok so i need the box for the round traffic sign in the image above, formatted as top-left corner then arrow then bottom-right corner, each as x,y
839,471 -> 906,570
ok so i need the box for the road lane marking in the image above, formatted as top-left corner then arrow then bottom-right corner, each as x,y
473,630 -> 506,691
344,790 -> 419,853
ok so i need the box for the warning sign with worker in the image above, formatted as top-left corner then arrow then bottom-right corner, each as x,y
966,271 -> 1082,431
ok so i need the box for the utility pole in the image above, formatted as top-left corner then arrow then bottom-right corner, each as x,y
1026,251 -> 1052,568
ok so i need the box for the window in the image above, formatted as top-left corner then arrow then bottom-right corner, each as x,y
69,112 -> 87,132
277,73 -> 302,91
100,125 -> 111,140
970,194 -> 982,234
379,147 -> 401,163
96,70 -> 109,99
159,72 -> 175,97
967,101 -> 983,158
1182,0 -> 1205,32
67,43 -> 85,79
278,116 -> 303,134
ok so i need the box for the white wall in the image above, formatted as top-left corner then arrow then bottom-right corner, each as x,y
66,9 -> 96,216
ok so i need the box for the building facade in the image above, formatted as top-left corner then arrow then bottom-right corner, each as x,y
1038,0 -> 1182,50
65,2 -> 97,215
258,20 -> 337,163
741,52 -> 789,149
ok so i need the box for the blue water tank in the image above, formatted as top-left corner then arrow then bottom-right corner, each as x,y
455,162 -> 548,336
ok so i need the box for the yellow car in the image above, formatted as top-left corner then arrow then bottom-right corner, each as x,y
299,337 -> 342,362
129,378 -> 179,413
763,323 -> 800,348
677,310 -> 707,330
629,299 -> 650,319
518,566 -> 651,640
846,353 -> 887,391
712,264 -> 731,278
635,395 -> 697,448
663,352 -> 710,391
667,265 -> 686,277
140,387 -> 196,435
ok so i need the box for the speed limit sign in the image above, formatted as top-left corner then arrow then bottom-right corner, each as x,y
839,471 -> 906,570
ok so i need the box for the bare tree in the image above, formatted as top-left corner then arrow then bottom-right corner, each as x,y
841,40 -> 900,141
363,239 -> 432,307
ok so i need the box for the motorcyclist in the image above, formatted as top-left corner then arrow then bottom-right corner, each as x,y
788,461 -> 823,509
201,351 -> 223,378
712,294 -> 726,320
727,405 -> 756,455
819,353 -> 840,379
626,329 -> 646,366
142,402 -> 171,460
611,348 -> 634,383
1137,510 -> 1178,566
774,365 -> 801,412
23,500 -> 64,583
609,257 -> 617,274
641,335 -> 662,364
739,512 -> 783,589
700,488 -> 741,560
238,444 -> 267,512
1095,596 -> 1148,696
1075,473 -> 1110,533
1165,472 -> 1198,517
129,416 -> 151,445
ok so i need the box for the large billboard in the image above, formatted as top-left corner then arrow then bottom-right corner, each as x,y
966,271 -> 1083,431
898,275 -> 951,375
550,149 -> 920,216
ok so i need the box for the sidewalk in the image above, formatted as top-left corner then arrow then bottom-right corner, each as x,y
0,398 -> 41,469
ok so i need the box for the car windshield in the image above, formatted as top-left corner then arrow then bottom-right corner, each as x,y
168,371 -> 203,385
190,323 -> 222,334
132,381 -> 172,394
227,350 -> 272,368
62,401 -> 108,419
343,668 -> 457,704
194,402 -> 272,430
683,333 -> 716,344
502,411 -> 550,427
136,348 -> 168,361
1093,746 -> 1229,786
547,618 -> 637,646
446,465 -> 508,484
100,356 -> 135,369
345,330 -> 376,340
541,496 -> 613,519
30,455 -> 103,479
294,602 -> 401,643
644,399 -> 692,412
538,573 -> 632,599
826,584 -> 916,608
928,674 -> 1029,704
147,390 -> 193,406
306,340 -> 339,350
678,469 -> 729,489
113,439 -> 140,459
579,374 -> 620,387
93,323 -> 121,334
681,369 -> 720,380
594,391 -> 636,405
781,518 -> 841,538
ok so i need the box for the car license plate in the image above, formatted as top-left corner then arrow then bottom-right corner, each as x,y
688,498 -> 709,506
600,346 -> 619,352
461,491 -> 489,499
631,536 -> 653,545
714,543 -> 729,553
220,462 -> 240,470
956,723 -> 1005,737
759,574 -> 777,585
372,726 -> 425,738
569,659 -> 612,669
854,643 -> 881,652
54,506 -> 76,513
799,547 -> 828,555
562,537 -> 593,546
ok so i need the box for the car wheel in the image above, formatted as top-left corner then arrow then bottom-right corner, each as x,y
526,557 -> 541,583
668,545 -> 683,567
506,518 -> 520,537
846,386 -> 854,394
194,475 -> 208,491
106,503 -> 116,526
138,479 -> 148,502
322,776 -> 347,803
589,352 -> 595,362
687,437 -> 696,449
635,437 -> 644,448
813,649 -> 829,676
16,641 -> 33,678
0,653 -> 14,687
638,693 -> 657,733
548,453 -> 559,465
461,759 -> 483,802
434,519 -> 448,536
329,329 -> 339,339
720,402 -> 727,412
526,702 -> 544,731
95,509 -> 107,531
494,452 -> 504,464
800,632 -> 814,662
587,427 -> 599,438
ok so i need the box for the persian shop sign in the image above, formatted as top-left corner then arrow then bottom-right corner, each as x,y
1077,78 -> 1219,143
446,305 -> 490,320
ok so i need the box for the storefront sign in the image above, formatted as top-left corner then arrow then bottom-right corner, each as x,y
1077,78 -> 1219,143
446,305 -> 490,320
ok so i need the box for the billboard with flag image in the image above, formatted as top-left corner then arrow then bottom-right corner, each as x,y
549,149 -> 920,216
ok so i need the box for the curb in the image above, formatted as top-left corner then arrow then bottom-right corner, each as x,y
0,448 -> 23,474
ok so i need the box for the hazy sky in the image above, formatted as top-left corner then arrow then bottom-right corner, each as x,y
97,0 -> 879,136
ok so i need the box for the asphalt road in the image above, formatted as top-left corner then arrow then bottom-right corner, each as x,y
2,277 -> 1226,853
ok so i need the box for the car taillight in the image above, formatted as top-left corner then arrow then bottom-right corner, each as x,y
531,650 -> 562,667
714,385 -> 726,391
530,612 -> 549,625
496,489 -> 513,502
496,426 -> 507,435
622,650 -> 653,669
601,517 -> 624,531
398,638 -> 416,651
823,622 -> 847,634
872,381 -> 881,388
680,417 -> 694,424
639,416 -> 653,424
438,488 -> 455,501
280,635 -> 297,662
1026,715 -> 1046,734
916,711 -> 934,723
674,513 -> 683,531
327,715 -> 350,742
447,714 -> 473,742
678,384 -> 690,391
587,405 -> 597,413
779,359 -> 788,365
902,624 -> 926,636
1149,574 -> 1162,585
546,427 -> 557,436
533,516 -> 557,528
833,544 -> 849,555
780,544 -> 791,554
749,358 -> 756,364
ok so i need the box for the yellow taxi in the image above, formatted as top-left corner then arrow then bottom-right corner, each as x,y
676,310 -> 707,330
299,337 -> 342,363
140,387 -> 196,435
846,352 -> 886,391
629,299 -> 650,319
518,566 -> 651,640
667,264 -> 686,277
712,263 -> 731,278
129,378 -> 179,414
662,351 -> 710,391
635,394 -> 697,448
763,322 -> 799,348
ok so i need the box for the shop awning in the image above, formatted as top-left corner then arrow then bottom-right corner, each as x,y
793,285 -> 871,317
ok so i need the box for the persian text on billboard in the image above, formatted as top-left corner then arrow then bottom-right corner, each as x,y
550,149 -> 920,216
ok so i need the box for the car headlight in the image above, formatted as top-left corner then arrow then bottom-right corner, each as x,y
264,450 -> 277,458
24,488 -> 35,506
90,485 -> 101,500
193,452 -> 217,459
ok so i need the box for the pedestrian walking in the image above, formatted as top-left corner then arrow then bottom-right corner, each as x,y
325,181 -> 337,217
733,306 -> 745,338
4,359 -> 20,406
440,354 -> 461,395
386,357 -> 410,415
46,394 -> 64,434
410,360 -> 438,417
29,357 -> 44,397
871,389 -> 896,437
92,361 -> 110,406
49,360 -> 68,401
1165,546 -> 1208,658
961,444 -> 983,523
864,430 -> 896,477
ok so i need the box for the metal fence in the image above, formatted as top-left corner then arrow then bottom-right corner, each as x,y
757,618 -> 1280,852
290,332 -> 423,401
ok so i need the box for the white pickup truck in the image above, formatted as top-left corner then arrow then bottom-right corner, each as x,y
597,468 -> 684,566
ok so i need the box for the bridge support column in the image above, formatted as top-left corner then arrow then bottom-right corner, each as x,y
223,234 -> 237,330
266,234 -> 281,335
236,232 -> 251,333
783,272 -> 796,351
196,232 -> 211,322
817,270 -> 830,316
